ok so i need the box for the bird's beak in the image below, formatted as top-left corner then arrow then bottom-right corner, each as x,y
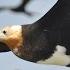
0,42 -> 10,52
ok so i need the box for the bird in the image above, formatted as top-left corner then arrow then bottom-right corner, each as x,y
0,0 -> 70,67
11,0 -> 32,16
0,0 -> 31,16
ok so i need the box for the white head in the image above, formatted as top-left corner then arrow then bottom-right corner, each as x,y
0,25 -> 23,50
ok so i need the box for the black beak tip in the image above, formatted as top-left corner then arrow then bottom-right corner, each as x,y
0,42 -> 10,52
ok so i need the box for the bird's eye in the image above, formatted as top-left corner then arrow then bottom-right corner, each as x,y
3,30 -> 7,34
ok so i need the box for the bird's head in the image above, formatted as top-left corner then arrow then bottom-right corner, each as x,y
0,25 -> 35,61
0,25 -> 23,55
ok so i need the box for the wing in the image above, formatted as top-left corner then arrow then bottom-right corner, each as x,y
36,0 -> 70,30
21,0 -> 70,62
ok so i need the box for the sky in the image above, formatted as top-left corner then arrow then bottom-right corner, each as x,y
0,0 -> 70,70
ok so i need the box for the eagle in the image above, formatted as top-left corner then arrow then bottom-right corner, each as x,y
0,0 -> 31,15
11,0 -> 32,15
0,0 -> 70,67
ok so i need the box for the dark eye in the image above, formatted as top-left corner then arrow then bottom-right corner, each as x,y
3,30 -> 6,34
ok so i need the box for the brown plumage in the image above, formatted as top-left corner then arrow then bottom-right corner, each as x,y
0,0 -> 70,67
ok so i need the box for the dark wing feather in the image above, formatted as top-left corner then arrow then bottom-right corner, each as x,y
21,0 -> 70,62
